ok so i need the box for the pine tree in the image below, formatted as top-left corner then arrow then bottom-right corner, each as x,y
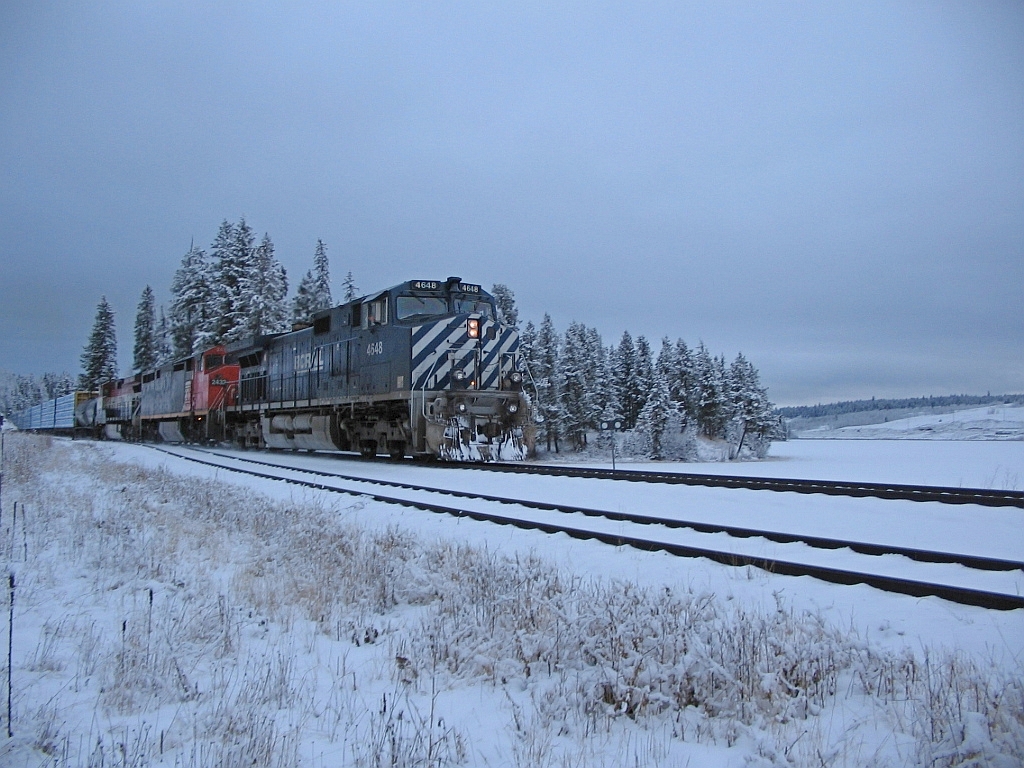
155,306 -> 172,365
636,369 -> 676,459
534,314 -> 563,451
520,320 -> 537,373
342,271 -> 359,303
612,331 -> 640,429
41,372 -> 75,400
80,297 -> 117,390
727,352 -> 776,457
674,338 -> 698,425
244,233 -> 289,337
634,335 -> 654,419
695,344 -> 729,438
491,284 -> 519,329
559,321 -> 598,449
169,244 -> 213,358
312,239 -> 332,309
209,218 -> 257,344
292,271 -> 317,326
133,285 -> 158,373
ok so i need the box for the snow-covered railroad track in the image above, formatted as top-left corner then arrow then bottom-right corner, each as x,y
453,461 -> 1024,508
151,445 -> 1024,611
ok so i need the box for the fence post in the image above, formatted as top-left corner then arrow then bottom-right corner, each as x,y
7,572 -> 14,738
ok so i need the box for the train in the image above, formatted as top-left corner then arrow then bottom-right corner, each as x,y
8,277 -> 535,462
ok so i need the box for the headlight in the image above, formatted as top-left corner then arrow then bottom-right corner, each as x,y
507,403 -> 519,414
456,401 -> 468,414
467,318 -> 480,339
510,371 -> 523,384
453,370 -> 467,382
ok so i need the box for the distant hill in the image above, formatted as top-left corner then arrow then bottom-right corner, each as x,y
780,394 -> 1024,436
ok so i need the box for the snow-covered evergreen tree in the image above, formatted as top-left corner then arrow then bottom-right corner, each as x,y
726,352 -> 776,457
169,244 -> 213,358
133,285 -> 158,373
41,372 -> 75,399
534,314 -> 563,451
342,271 -> 359,303
243,234 -> 289,337
635,368 -> 677,458
634,335 -> 654,421
79,296 -> 117,390
520,320 -> 537,373
695,342 -> 727,438
559,321 -> 598,449
312,239 -> 332,309
208,218 -> 257,344
613,331 -> 640,429
674,338 -> 698,425
155,306 -> 172,365
491,284 -> 519,329
292,271 -> 317,326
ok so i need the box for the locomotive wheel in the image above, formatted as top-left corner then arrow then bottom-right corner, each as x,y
388,440 -> 406,461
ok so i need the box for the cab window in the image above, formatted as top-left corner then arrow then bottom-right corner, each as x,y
204,354 -> 224,370
396,295 -> 448,321
453,298 -> 494,318
365,297 -> 388,327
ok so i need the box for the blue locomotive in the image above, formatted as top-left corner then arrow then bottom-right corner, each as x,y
225,277 -> 533,460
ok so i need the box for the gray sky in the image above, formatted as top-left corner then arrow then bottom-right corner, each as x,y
1,2 -> 1021,406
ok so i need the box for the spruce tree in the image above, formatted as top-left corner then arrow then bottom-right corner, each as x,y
133,285 -> 158,373
312,239 -> 332,309
559,321 -> 597,449
342,271 -> 359,303
244,233 -> 289,337
613,331 -> 640,428
155,306 -> 172,365
491,283 -> 519,329
80,296 -> 118,390
169,244 -> 213,358
292,271 -> 318,326
636,369 -> 676,459
209,218 -> 257,344
535,314 -> 563,451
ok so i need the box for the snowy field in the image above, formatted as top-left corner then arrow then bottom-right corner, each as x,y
1,434 -> 1022,767
795,404 -> 1024,442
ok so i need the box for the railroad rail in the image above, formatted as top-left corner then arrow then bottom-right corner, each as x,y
152,446 -> 1024,611
456,462 -> 1024,508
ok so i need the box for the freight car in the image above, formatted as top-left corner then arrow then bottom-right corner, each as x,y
10,278 -> 532,462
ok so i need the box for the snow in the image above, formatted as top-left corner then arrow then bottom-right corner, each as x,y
796,403 -> 1024,441
2,434 -> 1023,766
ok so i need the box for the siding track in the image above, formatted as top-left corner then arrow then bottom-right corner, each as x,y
150,446 -> 1024,611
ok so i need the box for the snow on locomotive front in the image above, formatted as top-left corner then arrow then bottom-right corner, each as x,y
407,279 -> 532,461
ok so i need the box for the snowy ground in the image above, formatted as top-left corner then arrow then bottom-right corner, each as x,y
1,434 -> 1022,767
794,404 -> 1024,442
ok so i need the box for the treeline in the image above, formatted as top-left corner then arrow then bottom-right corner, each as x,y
0,371 -> 77,416
79,218 -> 358,390
778,393 -> 1024,419
501,288 -> 780,460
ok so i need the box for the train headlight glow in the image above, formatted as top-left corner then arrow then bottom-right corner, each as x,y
507,403 -> 519,414
456,401 -> 468,413
510,371 -> 523,384
467,318 -> 480,339
453,370 -> 467,382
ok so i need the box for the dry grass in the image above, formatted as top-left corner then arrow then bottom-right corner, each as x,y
0,433 -> 1021,767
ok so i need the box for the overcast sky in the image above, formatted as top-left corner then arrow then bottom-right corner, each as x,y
1,2 -> 1021,405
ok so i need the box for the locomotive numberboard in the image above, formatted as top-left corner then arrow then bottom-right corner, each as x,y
410,281 -> 441,290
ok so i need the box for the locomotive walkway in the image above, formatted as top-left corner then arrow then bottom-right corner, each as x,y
150,445 -> 1024,611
